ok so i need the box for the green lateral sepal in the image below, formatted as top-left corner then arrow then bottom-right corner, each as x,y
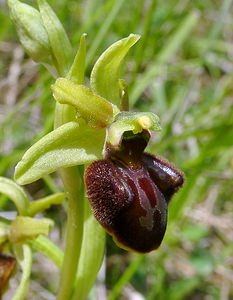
14,121 -> 105,185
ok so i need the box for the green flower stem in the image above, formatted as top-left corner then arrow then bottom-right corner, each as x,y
28,192 -> 64,216
13,244 -> 32,300
71,198 -> 105,300
29,235 -> 64,269
55,33 -> 87,300
56,166 -> 84,300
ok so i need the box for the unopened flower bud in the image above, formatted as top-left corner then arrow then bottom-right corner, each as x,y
8,0 -> 50,62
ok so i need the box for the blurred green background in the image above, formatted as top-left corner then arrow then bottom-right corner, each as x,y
0,0 -> 233,299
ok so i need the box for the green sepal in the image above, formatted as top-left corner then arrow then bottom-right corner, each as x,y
8,0 -> 50,62
14,121 -> 105,185
52,78 -> 114,128
90,34 -> 140,105
0,177 -> 29,216
9,216 -> 53,243
37,0 -> 72,76
107,111 -> 161,147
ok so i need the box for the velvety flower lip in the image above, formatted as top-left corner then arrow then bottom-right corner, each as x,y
85,130 -> 184,253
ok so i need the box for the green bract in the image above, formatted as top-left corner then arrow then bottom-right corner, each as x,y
37,0 -> 72,76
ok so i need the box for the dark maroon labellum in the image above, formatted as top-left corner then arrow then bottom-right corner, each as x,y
85,131 -> 184,253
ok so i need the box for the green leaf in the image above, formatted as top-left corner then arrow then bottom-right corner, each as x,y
13,244 -> 32,300
190,250 -> 214,276
52,78 -> 114,128
8,0 -> 50,62
9,216 -> 53,243
180,224 -> 208,242
37,0 -> 72,76
0,177 -> 29,215
108,255 -> 144,300
86,0 -> 126,65
90,34 -> 140,105
107,111 -> 161,147
14,121 -> 105,185
165,277 -> 200,300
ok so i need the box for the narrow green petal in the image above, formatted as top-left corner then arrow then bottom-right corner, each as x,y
68,33 -> 87,84
52,78 -> 114,128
